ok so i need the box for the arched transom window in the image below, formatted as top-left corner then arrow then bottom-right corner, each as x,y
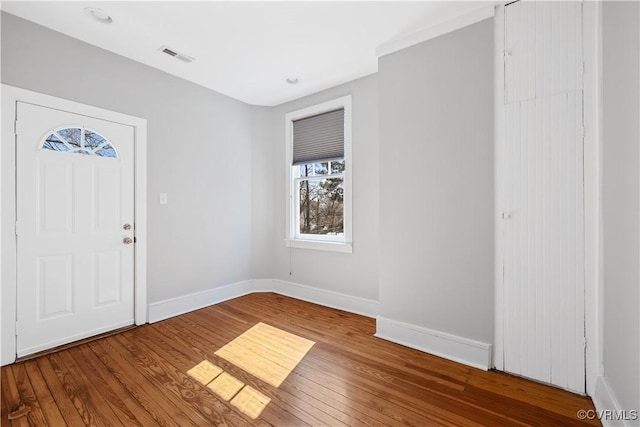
41,127 -> 118,158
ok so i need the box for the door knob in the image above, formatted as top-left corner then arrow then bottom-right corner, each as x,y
123,224 -> 132,230
123,237 -> 133,244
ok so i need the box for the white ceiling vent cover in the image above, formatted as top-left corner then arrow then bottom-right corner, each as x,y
158,45 -> 195,63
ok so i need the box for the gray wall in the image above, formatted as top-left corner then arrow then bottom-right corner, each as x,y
378,19 -> 494,343
603,1 -> 640,414
266,74 -> 380,301
1,12 -> 255,303
250,105 -> 276,279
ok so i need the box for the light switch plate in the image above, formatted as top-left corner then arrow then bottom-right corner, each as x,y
159,193 -> 168,205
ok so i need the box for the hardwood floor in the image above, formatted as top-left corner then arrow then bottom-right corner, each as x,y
2,292 -> 600,426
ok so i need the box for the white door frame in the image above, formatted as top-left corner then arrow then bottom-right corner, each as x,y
582,0 -> 604,399
493,2 -> 602,396
1,84 -> 148,365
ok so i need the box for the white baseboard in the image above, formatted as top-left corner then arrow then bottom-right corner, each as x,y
375,316 -> 492,371
593,376 -> 637,427
267,279 -> 379,318
148,280 -> 254,323
147,279 -> 379,323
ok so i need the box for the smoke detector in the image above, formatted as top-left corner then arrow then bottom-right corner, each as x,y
158,45 -> 195,63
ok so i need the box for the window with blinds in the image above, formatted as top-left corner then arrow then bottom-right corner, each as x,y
285,96 -> 352,251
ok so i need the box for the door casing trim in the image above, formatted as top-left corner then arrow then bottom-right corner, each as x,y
1,84 -> 148,365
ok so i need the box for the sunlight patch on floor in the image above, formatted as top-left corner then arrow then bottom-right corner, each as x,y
231,386 -> 271,419
186,322 -> 313,420
207,372 -> 245,401
214,322 -> 315,387
187,360 -> 223,385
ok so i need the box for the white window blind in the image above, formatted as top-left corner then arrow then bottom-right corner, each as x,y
292,108 -> 344,165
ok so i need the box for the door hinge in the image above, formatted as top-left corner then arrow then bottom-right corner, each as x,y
15,321 -> 19,336
580,61 -> 585,75
581,126 -> 585,139
14,221 -> 18,236
14,120 -> 18,135
583,336 -> 587,350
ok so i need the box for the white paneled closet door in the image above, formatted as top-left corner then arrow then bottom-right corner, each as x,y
496,0 -> 585,393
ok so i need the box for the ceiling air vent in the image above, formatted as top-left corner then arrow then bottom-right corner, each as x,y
158,45 -> 195,63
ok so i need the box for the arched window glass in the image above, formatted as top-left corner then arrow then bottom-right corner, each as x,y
41,127 -> 118,158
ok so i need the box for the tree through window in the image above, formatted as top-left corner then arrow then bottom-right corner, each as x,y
41,127 -> 118,158
297,160 -> 345,236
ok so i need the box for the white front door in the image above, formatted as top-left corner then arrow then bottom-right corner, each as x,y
16,101 -> 135,357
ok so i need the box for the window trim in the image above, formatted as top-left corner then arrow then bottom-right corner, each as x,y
285,95 -> 352,253
41,126 -> 119,158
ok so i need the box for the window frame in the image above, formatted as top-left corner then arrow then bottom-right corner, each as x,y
285,95 -> 352,253
41,126 -> 119,158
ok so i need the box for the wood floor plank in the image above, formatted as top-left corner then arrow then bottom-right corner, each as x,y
295,355 -> 480,427
1,368 -> 29,427
90,338 -> 203,427
0,370 -> 15,427
299,342 -> 507,425
35,356 -> 91,426
94,335 -> 212,427
11,364 -> 54,426
1,292 -> 600,426
50,350 -> 124,427
279,378 -> 373,427
466,369 -> 600,422
22,360 -> 67,427
279,364 -> 400,426
68,345 -> 152,426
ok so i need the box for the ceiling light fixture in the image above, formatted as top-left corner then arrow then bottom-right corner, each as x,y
84,7 -> 113,24
286,77 -> 299,84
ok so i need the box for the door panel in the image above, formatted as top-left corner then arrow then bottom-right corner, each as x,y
37,254 -> 73,318
38,160 -> 74,234
93,250 -> 122,306
95,167 -> 121,232
498,0 -> 585,393
16,102 -> 135,356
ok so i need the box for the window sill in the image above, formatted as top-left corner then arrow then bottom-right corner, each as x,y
285,239 -> 352,253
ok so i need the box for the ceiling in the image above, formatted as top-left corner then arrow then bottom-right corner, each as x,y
1,1 -> 491,106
